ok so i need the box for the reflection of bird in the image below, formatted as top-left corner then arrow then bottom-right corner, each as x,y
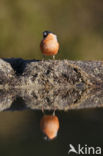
68,144 -> 78,154
40,115 -> 59,140
40,31 -> 59,60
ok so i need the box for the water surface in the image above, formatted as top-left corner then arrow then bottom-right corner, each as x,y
0,108 -> 103,156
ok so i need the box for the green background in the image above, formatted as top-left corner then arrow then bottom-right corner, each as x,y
0,0 -> 103,60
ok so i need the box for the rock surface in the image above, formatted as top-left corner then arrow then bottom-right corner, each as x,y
0,58 -> 103,111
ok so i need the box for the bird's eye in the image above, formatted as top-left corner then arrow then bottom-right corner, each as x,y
43,31 -> 48,38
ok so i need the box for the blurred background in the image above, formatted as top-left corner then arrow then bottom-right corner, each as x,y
0,0 -> 103,60
0,0 -> 103,156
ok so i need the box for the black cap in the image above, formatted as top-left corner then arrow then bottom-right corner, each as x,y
43,30 -> 52,38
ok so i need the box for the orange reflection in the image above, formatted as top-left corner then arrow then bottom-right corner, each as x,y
40,114 -> 59,140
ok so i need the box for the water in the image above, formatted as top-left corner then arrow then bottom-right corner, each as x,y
0,108 -> 103,156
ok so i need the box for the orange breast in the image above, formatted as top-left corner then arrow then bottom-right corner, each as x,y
40,115 -> 59,140
40,34 -> 59,56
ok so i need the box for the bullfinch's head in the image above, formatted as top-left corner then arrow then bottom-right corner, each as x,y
43,30 -> 53,38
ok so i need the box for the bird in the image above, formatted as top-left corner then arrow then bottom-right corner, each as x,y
40,30 -> 59,60
40,114 -> 59,140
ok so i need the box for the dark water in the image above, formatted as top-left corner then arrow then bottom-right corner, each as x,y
0,108 -> 103,156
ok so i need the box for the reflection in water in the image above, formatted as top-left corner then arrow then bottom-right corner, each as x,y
0,88 -> 103,111
0,109 -> 103,156
40,114 -> 59,140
